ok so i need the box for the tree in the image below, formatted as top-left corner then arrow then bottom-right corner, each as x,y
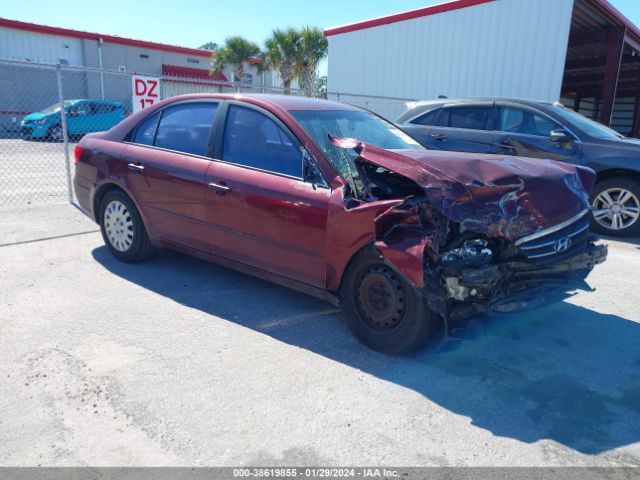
264,28 -> 300,95
316,75 -> 328,98
297,27 -> 328,96
198,42 -> 218,52
211,36 -> 261,83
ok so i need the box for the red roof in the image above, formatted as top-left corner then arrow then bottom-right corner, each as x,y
162,64 -> 226,81
324,0 -> 640,39
162,65 -> 231,87
324,0 -> 495,37
0,17 -> 213,57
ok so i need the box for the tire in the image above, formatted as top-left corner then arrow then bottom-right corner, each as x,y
590,177 -> 640,237
99,190 -> 155,262
340,247 -> 439,354
47,124 -> 64,143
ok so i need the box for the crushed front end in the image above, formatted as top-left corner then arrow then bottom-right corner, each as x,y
433,209 -> 607,324
329,138 -> 608,335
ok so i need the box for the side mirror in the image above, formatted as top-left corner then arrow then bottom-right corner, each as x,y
550,129 -> 571,143
301,148 -> 326,187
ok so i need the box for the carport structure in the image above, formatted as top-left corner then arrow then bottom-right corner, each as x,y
562,0 -> 640,136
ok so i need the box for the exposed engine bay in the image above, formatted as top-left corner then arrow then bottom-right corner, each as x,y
330,137 -> 608,331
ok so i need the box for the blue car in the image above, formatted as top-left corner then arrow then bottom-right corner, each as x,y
20,99 -> 125,141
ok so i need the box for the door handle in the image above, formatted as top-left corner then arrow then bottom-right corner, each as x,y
494,142 -> 515,150
431,134 -> 448,141
127,163 -> 145,174
208,182 -> 232,194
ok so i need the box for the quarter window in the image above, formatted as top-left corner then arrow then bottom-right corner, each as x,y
410,108 -> 441,126
133,112 -> 160,146
222,105 -> 302,178
154,103 -> 218,156
498,107 -> 561,137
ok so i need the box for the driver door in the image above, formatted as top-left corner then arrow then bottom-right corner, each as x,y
492,103 -> 581,163
205,103 -> 330,288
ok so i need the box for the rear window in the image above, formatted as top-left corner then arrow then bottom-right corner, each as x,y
154,103 -> 217,156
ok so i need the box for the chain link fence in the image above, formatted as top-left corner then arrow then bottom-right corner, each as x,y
0,59 -> 414,207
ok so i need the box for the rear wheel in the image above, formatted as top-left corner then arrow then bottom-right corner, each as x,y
591,177 -> 640,237
340,247 -> 439,354
99,190 -> 155,262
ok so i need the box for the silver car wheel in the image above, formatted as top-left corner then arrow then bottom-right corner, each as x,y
592,188 -> 640,231
49,125 -> 63,142
104,200 -> 134,252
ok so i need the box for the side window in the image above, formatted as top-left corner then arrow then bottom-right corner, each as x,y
222,105 -> 302,178
154,103 -> 218,156
444,106 -> 491,131
133,112 -> 160,146
92,103 -> 114,114
498,107 -> 561,137
410,108 -> 441,126
75,103 -> 91,117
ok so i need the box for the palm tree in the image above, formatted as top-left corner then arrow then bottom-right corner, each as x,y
264,28 -> 299,95
211,36 -> 261,84
297,27 -> 328,96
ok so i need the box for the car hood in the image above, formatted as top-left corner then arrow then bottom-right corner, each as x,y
23,112 -> 55,122
332,138 -> 595,242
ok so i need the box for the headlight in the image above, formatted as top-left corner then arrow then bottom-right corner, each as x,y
33,118 -> 48,124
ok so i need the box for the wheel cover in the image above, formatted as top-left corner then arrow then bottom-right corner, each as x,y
592,187 -> 640,231
356,265 -> 406,329
51,126 -> 63,142
104,200 -> 134,252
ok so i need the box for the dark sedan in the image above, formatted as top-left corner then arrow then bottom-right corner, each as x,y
74,94 -> 606,353
398,98 -> 640,237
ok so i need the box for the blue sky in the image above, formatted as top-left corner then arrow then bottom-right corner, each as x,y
1,0 -> 639,76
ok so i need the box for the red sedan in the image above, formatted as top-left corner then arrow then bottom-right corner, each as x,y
74,94 -> 607,353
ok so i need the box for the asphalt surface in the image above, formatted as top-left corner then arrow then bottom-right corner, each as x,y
1,204 -> 639,466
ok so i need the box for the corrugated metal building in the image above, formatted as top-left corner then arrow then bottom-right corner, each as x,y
325,0 -> 640,136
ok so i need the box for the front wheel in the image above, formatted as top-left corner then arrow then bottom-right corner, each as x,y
99,190 -> 155,262
340,247 -> 439,354
47,124 -> 64,142
591,177 -> 640,237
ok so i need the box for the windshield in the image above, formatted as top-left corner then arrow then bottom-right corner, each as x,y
40,101 -> 72,114
551,105 -> 625,140
291,109 -> 422,189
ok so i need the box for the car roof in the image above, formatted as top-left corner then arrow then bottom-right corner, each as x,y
65,99 -> 122,105
155,93 -> 362,112
398,97 -> 562,122
408,97 -> 558,109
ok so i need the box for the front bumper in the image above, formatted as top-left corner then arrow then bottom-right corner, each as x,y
444,241 -> 607,320
20,123 -> 48,138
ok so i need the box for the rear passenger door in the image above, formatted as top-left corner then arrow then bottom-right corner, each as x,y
204,102 -> 330,288
426,103 -> 495,154
123,101 -> 219,251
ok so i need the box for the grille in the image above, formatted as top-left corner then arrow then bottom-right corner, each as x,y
515,209 -> 591,262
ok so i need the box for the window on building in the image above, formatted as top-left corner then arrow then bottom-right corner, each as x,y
222,105 -> 302,178
243,73 -> 253,86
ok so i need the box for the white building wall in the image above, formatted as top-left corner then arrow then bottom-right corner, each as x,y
0,28 -> 83,65
327,0 -> 574,108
